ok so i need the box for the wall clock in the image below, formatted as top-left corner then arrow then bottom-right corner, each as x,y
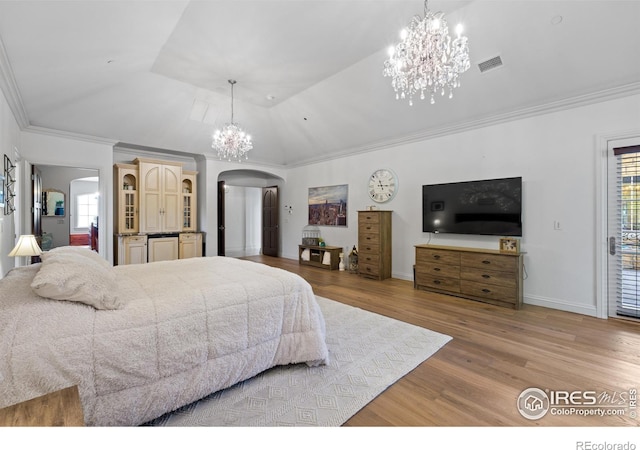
368,169 -> 398,203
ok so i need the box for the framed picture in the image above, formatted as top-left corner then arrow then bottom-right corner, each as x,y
308,184 -> 348,227
499,237 -> 520,254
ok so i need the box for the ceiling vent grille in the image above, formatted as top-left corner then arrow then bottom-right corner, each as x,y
478,55 -> 503,73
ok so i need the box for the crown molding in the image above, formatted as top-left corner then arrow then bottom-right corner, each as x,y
286,81 -> 640,168
23,125 -> 118,146
0,34 -> 29,129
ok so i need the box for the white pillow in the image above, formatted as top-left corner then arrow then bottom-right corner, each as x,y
31,251 -> 122,310
45,246 -> 110,268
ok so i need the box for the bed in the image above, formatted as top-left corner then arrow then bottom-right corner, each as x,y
0,247 -> 329,426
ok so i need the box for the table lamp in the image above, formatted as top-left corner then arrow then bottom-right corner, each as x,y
8,234 -> 43,257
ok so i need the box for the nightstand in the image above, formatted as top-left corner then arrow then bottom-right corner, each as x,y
0,385 -> 84,426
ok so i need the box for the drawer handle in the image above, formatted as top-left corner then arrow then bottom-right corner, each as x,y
482,260 -> 491,265
366,267 -> 372,272
366,247 -> 372,251
482,288 -> 491,293
366,216 -> 372,220
433,255 -> 441,260
366,226 -> 371,230
433,280 -> 441,285
366,237 -> 372,240
433,267 -> 441,272
482,274 -> 491,279
366,257 -> 372,261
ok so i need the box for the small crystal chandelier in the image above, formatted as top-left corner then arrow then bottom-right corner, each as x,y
383,0 -> 470,105
212,79 -> 252,162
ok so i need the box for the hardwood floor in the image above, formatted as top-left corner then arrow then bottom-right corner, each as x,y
242,255 -> 640,427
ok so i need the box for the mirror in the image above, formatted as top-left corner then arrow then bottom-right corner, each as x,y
43,189 -> 65,217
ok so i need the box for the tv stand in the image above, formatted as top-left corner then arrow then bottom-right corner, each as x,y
415,244 -> 523,309
298,245 -> 341,270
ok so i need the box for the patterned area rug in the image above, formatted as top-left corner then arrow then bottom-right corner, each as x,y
144,296 -> 451,427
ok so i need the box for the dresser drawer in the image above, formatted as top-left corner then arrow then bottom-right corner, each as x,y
359,253 -> 380,265
416,262 -> 460,279
359,241 -> 379,254
359,233 -> 380,247
416,274 -> 460,293
416,248 -> 460,266
461,253 -> 517,273
460,267 -> 516,288
359,262 -> 380,278
358,212 -> 380,224
460,280 -> 517,304
359,222 -> 380,235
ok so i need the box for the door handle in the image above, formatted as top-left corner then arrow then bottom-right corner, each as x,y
609,236 -> 616,256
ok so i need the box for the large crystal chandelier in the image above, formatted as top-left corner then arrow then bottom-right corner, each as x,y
212,79 -> 252,162
383,0 -> 470,105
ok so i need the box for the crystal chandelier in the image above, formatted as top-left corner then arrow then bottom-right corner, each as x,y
383,0 -> 470,105
212,79 -> 252,162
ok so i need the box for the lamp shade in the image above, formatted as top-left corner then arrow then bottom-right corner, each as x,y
8,235 -> 43,257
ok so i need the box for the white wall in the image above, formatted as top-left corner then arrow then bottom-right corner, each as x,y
0,87 -> 21,277
281,94 -> 640,317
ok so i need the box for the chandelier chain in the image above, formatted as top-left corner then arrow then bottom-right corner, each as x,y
211,79 -> 252,162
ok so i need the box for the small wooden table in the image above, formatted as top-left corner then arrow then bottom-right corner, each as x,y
0,385 -> 84,426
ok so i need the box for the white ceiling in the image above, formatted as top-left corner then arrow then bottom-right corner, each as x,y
0,0 -> 639,167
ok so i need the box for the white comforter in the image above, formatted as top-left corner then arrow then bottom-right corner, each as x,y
0,257 -> 329,426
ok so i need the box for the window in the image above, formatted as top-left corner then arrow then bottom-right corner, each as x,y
76,192 -> 98,229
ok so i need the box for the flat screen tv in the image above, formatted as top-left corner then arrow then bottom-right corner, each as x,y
422,176 -> 522,236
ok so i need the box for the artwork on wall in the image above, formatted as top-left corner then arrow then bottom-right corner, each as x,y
3,154 -> 15,215
308,184 -> 348,227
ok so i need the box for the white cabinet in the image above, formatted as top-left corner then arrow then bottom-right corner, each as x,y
182,170 -> 197,232
179,232 -> 203,259
136,159 -> 182,233
148,236 -> 179,263
117,235 -> 147,265
114,164 -> 139,234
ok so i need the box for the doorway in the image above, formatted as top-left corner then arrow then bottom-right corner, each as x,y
605,135 -> 640,320
217,170 -> 283,258
32,164 -> 99,251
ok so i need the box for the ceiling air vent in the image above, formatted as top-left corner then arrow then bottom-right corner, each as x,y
478,55 -> 503,73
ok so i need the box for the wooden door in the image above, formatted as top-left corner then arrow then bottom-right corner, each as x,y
262,186 -> 279,257
139,162 -> 162,233
217,180 -> 225,256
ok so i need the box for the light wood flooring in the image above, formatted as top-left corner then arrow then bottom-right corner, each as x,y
242,255 -> 640,426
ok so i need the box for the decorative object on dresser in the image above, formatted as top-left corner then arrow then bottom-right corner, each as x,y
415,244 -> 524,309
499,237 -> 520,254
358,210 -> 392,280
367,168 -> 398,203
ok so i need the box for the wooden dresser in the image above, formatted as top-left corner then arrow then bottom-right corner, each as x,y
415,244 -> 524,309
358,210 -> 392,280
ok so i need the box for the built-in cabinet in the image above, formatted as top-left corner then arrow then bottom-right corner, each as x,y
114,158 -> 202,265
179,232 -> 203,259
181,170 -> 197,232
358,210 -> 392,280
117,235 -> 147,265
114,164 -> 139,234
137,159 -> 182,233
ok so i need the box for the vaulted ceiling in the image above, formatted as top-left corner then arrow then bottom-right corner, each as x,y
0,0 -> 639,167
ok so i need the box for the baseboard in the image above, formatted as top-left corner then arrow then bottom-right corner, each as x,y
524,294 -> 598,317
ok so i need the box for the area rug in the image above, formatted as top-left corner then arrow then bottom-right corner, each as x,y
144,296 -> 451,427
